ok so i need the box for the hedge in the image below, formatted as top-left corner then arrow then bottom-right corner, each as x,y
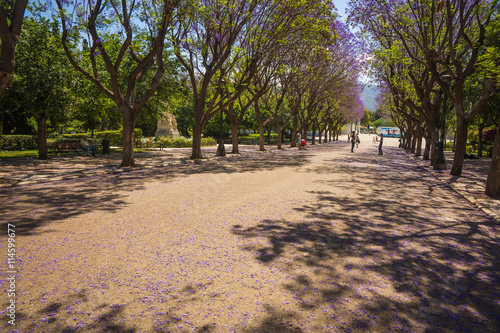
0,129 -> 143,148
156,136 -> 217,148
61,129 -> 143,145
0,135 -> 37,148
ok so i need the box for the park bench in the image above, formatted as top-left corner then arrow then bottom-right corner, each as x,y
50,140 -> 100,155
52,141 -> 85,155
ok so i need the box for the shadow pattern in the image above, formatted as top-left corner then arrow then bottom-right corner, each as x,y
231,148 -> 500,332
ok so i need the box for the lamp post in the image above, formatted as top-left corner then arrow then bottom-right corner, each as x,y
434,74 -> 452,170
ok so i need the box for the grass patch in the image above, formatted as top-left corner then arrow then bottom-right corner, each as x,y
0,150 -> 39,159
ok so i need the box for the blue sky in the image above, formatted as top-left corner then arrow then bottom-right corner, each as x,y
334,0 -> 350,20
333,0 -> 380,110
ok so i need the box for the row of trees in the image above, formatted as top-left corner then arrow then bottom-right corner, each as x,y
348,0 -> 500,196
0,0 -> 364,166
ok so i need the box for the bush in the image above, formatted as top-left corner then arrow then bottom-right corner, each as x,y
239,134 -> 279,144
201,137 -> 217,146
94,129 -> 143,145
0,135 -> 37,148
156,136 -> 217,148
482,128 -> 497,143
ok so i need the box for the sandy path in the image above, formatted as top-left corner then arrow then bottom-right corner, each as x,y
1,141 -> 499,332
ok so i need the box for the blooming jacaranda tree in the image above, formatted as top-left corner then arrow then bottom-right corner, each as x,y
54,0 -> 180,167
349,0 -> 499,177
169,0 -> 338,159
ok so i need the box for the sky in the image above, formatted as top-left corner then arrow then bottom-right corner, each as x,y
334,0 -> 350,20
333,0 -> 380,111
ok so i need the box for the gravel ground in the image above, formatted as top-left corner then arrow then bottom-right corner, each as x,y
1,137 -> 499,332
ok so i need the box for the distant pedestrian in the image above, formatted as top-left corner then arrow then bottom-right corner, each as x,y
350,131 -> 356,152
355,133 -> 360,148
378,134 -> 383,155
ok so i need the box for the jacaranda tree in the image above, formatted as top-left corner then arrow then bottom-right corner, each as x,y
54,0 -> 180,167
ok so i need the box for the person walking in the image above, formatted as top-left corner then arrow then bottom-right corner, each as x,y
350,131 -> 356,153
378,134 -> 384,155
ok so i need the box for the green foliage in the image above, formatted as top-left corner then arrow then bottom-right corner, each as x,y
360,108 -> 372,127
203,112 -> 232,138
239,134 -> 279,144
156,136 -> 216,148
0,150 -> 39,159
0,135 -> 37,148
94,129 -> 143,145
370,117 -> 394,128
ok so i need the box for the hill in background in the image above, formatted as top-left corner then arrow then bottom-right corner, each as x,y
361,84 -> 380,112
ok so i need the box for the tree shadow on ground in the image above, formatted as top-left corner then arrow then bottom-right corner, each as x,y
231,148 -> 500,332
1,290 -> 137,333
0,149 -> 313,235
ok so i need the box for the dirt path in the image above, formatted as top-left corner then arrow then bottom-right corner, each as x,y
1,141 -> 499,332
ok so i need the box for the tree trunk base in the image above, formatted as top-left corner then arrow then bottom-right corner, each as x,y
433,163 -> 447,171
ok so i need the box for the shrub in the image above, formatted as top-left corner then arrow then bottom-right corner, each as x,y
239,134 -> 279,144
94,129 -> 143,145
157,136 -> 217,148
0,135 -> 37,148
201,137 -> 217,146
482,128 -> 497,143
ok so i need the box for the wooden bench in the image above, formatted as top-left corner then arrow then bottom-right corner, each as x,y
52,141 -> 99,155
52,141 -> 85,155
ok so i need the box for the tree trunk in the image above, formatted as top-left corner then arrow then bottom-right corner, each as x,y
405,130 -> 412,152
423,136 -> 431,160
453,131 -> 456,152
311,121 -> 316,145
191,101 -> 204,159
37,115 -> 48,160
0,0 -> 29,97
450,116 -> 468,176
225,102 -> 241,154
410,130 -> 417,154
324,125 -> 328,143
290,114 -> 298,147
191,121 -> 203,159
416,127 -> 423,157
485,127 -> 500,197
275,115 -> 282,150
254,101 -> 266,151
429,126 -> 439,166
121,107 -> 138,167
230,121 -> 239,154
478,123 -> 485,158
